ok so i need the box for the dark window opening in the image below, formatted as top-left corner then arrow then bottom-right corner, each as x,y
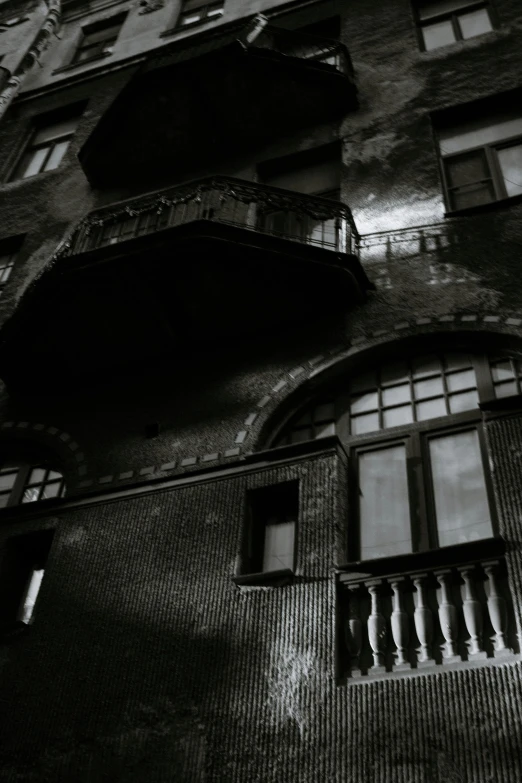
72,13 -> 126,65
0,529 -> 54,630
243,481 -> 299,575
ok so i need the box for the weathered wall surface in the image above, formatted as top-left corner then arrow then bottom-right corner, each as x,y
0,451 -> 521,782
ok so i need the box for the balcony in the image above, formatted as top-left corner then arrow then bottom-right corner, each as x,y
79,16 -> 357,187
337,540 -> 519,679
0,178 -> 370,389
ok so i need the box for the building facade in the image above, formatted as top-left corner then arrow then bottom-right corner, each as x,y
0,0 -> 521,780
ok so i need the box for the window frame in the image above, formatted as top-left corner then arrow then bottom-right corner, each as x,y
9,108 -> 84,182
176,1 -> 225,29
439,131 -> 522,210
0,462 -> 66,509
71,13 -> 126,66
413,0 -> 495,52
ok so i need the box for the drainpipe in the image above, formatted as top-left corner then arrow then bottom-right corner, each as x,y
0,0 -> 61,121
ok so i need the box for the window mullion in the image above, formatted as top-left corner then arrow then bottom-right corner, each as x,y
486,145 -> 507,199
9,464 -> 30,506
407,433 -> 430,552
474,354 -> 495,403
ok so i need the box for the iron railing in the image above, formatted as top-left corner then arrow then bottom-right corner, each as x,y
57,176 -> 359,260
248,23 -> 353,77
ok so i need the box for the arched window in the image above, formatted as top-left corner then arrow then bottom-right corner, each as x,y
0,453 -> 66,508
273,350 -> 514,561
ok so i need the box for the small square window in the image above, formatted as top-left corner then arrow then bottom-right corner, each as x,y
242,481 -> 298,576
72,14 -> 125,65
415,1 -> 494,51
10,107 -> 84,181
177,1 -> 224,28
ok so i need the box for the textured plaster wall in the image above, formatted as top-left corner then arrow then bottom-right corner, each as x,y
0,453 -> 521,782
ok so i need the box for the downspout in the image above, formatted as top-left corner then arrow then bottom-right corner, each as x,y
0,0 -> 61,121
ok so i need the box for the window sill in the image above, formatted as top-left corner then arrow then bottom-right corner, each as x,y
232,568 -> 294,587
0,17 -> 29,31
337,537 -> 505,583
52,52 -> 113,75
445,192 -> 522,219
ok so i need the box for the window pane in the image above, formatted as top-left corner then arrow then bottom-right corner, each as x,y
22,147 -> 49,178
497,144 -> 522,198
491,361 -> 515,383
0,470 -> 18,490
0,493 -> 9,508
422,19 -> 456,51
315,422 -> 335,438
444,353 -> 472,371
359,445 -> 411,560
445,150 -> 489,187
494,381 -> 518,398
451,182 -> 495,210
350,391 -> 378,415
416,397 -> 447,421
350,371 -> 377,394
28,467 -> 46,484
429,430 -> 492,547
446,368 -> 476,392
16,568 -> 45,624
414,376 -> 444,400
458,8 -> 492,39
382,383 -> 410,406
383,405 -> 414,429
34,118 -> 77,144
41,482 -> 61,500
411,355 -> 440,378
263,521 -> 295,572
381,361 -> 409,386
207,5 -> 224,16
48,470 -> 63,480
351,412 -> 379,435
290,429 -> 312,443
449,389 -> 479,413
22,486 -> 40,504
43,140 -> 70,171
181,12 -> 202,24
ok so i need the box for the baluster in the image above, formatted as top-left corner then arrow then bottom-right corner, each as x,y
343,585 -> 362,676
366,580 -> 387,674
435,570 -> 461,662
413,573 -> 434,666
484,561 -> 510,657
458,566 -> 486,659
390,577 -> 411,669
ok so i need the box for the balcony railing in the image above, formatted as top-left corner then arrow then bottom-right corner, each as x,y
246,21 -> 353,77
338,555 -> 518,678
57,176 -> 359,260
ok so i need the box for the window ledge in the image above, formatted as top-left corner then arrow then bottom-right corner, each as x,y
52,51 -> 113,75
445,192 -> 522,219
0,17 -> 29,31
337,537 -> 505,583
232,568 -> 294,587
161,21 -> 221,37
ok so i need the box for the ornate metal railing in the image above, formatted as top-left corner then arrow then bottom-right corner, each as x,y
57,176 -> 359,260
339,556 -> 518,678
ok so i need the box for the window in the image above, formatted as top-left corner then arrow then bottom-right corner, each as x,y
0,236 -> 22,298
177,0 -> 224,28
10,107 -> 84,181
0,461 -> 66,508
242,482 -> 298,576
437,110 -> 522,210
72,14 -> 125,65
415,0 -> 494,51
272,351 -> 522,560
0,530 -> 54,630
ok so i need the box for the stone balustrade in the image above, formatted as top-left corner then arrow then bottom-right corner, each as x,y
339,557 -> 517,678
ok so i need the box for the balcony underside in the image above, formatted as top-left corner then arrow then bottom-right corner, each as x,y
79,43 -> 357,188
0,221 -> 367,391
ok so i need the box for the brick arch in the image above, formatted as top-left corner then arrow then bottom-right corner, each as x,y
0,421 -> 88,483
249,312 -> 522,451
